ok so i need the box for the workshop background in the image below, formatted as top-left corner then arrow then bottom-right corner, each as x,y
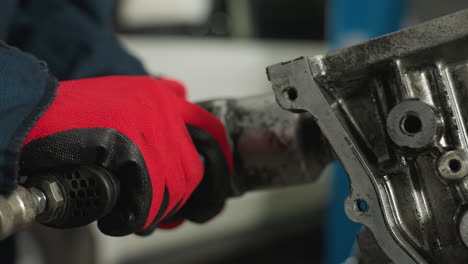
14,0 -> 468,264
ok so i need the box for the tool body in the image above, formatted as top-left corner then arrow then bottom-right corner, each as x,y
0,94 -> 329,239
199,94 -> 332,196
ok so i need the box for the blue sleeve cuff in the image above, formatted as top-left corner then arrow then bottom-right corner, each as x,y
0,42 -> 57,193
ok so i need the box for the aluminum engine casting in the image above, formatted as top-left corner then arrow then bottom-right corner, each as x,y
267,9 -> 468,264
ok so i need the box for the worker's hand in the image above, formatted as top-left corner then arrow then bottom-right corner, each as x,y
19,76 -> 233,236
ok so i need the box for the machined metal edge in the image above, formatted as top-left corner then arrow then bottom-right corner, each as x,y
267,57 -> 425,264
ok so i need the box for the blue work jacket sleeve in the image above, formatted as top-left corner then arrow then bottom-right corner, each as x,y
0,0 -> 149,192
7,0 -> 147,80
0,43 -> 57,193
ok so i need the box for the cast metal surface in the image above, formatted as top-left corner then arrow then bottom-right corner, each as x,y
268,9 -> 468,264
200,94 -> 333,195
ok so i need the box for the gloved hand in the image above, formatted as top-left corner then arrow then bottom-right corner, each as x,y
19,76 -> 233,236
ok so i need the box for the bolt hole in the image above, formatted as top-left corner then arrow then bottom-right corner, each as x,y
449,159 -> 462,173
78,190 -> 85,198
284,87 -> 298,102
401,114 -> 422,135
80,179 -> 87,188
70,191 -> 76,199
71,180 -> 78,189
355,199 -> 368,213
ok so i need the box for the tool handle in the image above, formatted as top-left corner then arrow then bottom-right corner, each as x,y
0,166 -> 120,240
28,166 -> 120,228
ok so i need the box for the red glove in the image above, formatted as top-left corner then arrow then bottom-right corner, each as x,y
20,76 -> 233,236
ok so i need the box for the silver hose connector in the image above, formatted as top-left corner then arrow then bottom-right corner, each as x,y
0,186 -> 46,240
